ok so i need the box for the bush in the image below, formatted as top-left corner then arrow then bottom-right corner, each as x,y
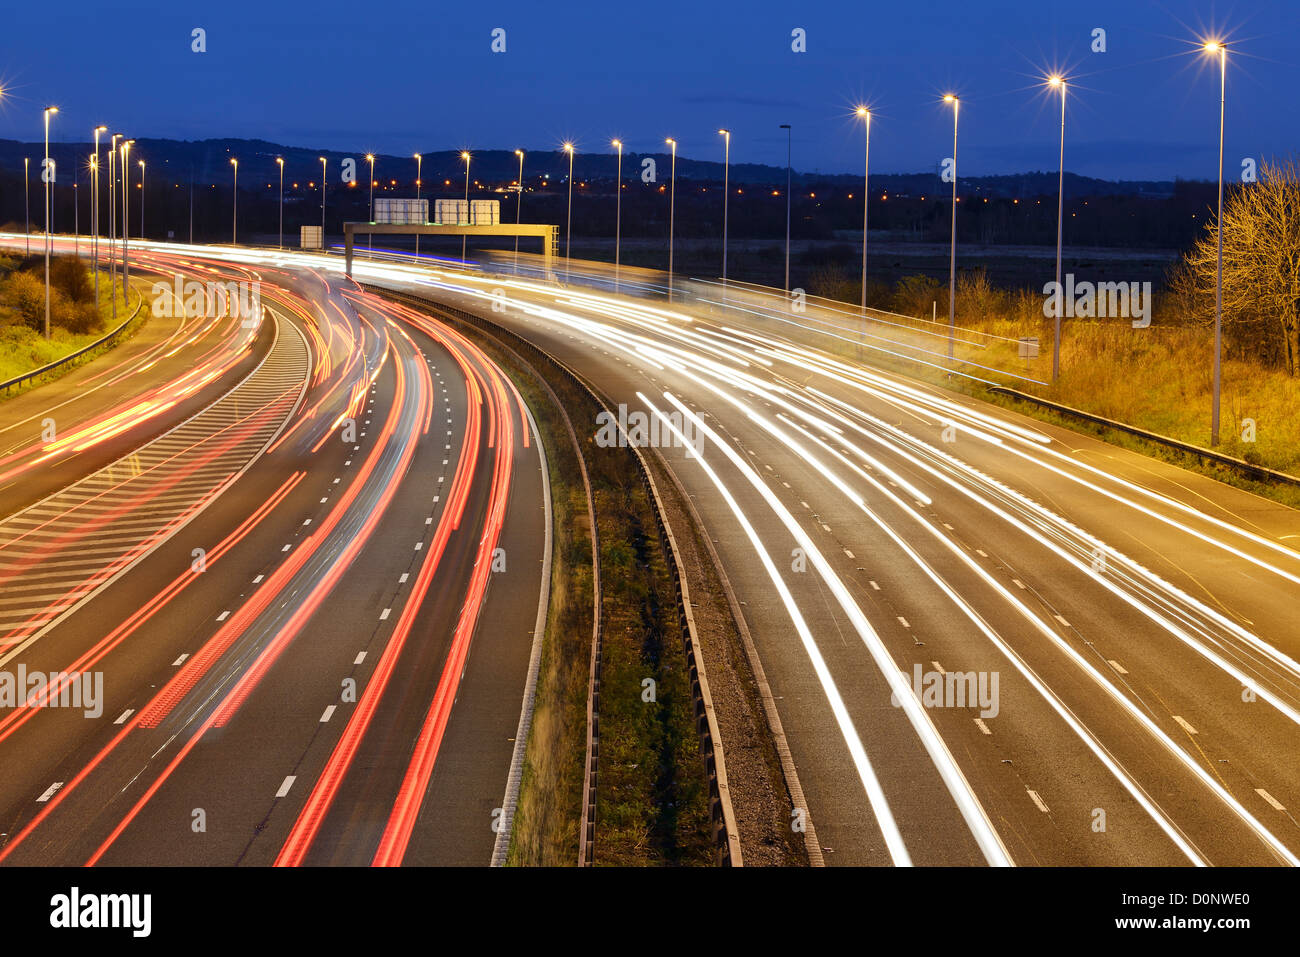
59,300 -> 104,335
0,270 -> 46,332
50,256 -> 93,303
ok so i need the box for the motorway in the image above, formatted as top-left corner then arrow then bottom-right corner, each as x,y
0,238 -> 546,865
334,247 -> 1300,866
5,234 -> 1300,866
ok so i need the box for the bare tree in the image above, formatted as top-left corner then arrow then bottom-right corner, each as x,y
1175,160 -> 1300,375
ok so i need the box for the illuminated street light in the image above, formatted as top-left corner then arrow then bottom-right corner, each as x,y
44,106 -> 58,339
1204,39 -> 1227,446
320,157 -> 327,235
413,153 -> 422,257
856,106 -> 872,313
121,139 -> 133,301
943,95 -> 959,361
93,126 -> 106,311
719,129 -> 731,286
366,153 -> 375,259
138,159 -> 145,239
276,157 -> 285,249
666,138 -> 677,298
1049,75 -> 1067,381
230,157 -> 238,244
514,149 -> 524,270
563,143 -> 574,279
612,139 -> 623,288
462,151 -> 472,261
24,157 -> 30,256
110,135 -> 120,317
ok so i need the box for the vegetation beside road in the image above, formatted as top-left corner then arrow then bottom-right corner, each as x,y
0,254 -> 136,386
806,163 -> 1300,494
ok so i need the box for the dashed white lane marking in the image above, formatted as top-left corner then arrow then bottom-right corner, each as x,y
172,654 -> 189,666
442,459 -> 448,465
820,524 -> 832,533
1108,659 -> 1129,674
1173,715 -> 1198,735
354,651 -> 366,665
868,580 -> 880,591
333,478 -> 340,484
252,574 -> 264,584
320,497 -> 328,504
1028,789 -> 1050,813
438,477 -> 444,484
320,705 -> 336,723
303,518 -> 312,526
415,542 -> 423,551
800,501 -> 809,509
975,549 -> 988,558
379,608 -> 391,621
281,544 -> 292,552
216,611 -> 230,622
344,460 -> 352,466
37,782 -> 63,803
1257,788 -> 1286,811
942,523 -> 954,531
843,548 -> 855,558
425,517 -> 433,525
432,495 -> 440,503
897,617 -> 910,628
114,709 -> 134,725
398,573 -> 409,584
1012,579 -> 1026,589
781,481 -> 790,488
974,718 -> 992,735
276,776 -> 296,798
1054,614 -> 1071,627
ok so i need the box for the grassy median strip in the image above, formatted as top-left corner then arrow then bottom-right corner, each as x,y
419,306 -> 714,866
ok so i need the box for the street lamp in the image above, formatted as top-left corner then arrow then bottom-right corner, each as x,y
319,157 -> 327,236
514,149 -> 524,270
1049,75 -> 1067,381
780,125 -> 791,294
276,157 -> 284,249
1204,40 -> 1227,447
612,139 -> 623,288
563,143 -> 574,278
719,129 -> 731,285
413,153 -> 422,257
461,151 -> 472,261
93,126 -> 106,312
121,140 -> 133,298
230,157 -> 238,244
138,159 -> 145,239
666,138 -> 677,299
856,107 -> 872,312
43,106 -> 58,340
109,135 -> 120,316
943,95 -> 959,361
366,153 -> 375,259
24,157 -> 30,256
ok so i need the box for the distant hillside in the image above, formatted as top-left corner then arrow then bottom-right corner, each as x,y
0,137 -> 1180,200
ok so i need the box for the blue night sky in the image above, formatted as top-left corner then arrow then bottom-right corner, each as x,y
0,0 -> 1295,181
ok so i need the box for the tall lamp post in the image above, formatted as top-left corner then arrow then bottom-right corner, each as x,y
413,153 -> 422,257
780,124 -> 791,294
1205,40 -> 1227,447
109,135 -> 120,316
562,143 -> 574,279
43,106 -> 58,340
319,157 -> 327,237
1049,75 -> 1067,381
24,158 -> 30,256
513,149 -> 524,270
718,129 -> 731,285
276,157 -> 284,249
230,157 -> 238,244
93,126 -> 106,311
856,107 -> 872,312
943,95 -> 959,361
121,139 -> 132,299
366,153 -> 375,259
666,138 -> 677,299
138,159 -> 145,239
612,139 -> 623,288
461,151 -> 472,261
